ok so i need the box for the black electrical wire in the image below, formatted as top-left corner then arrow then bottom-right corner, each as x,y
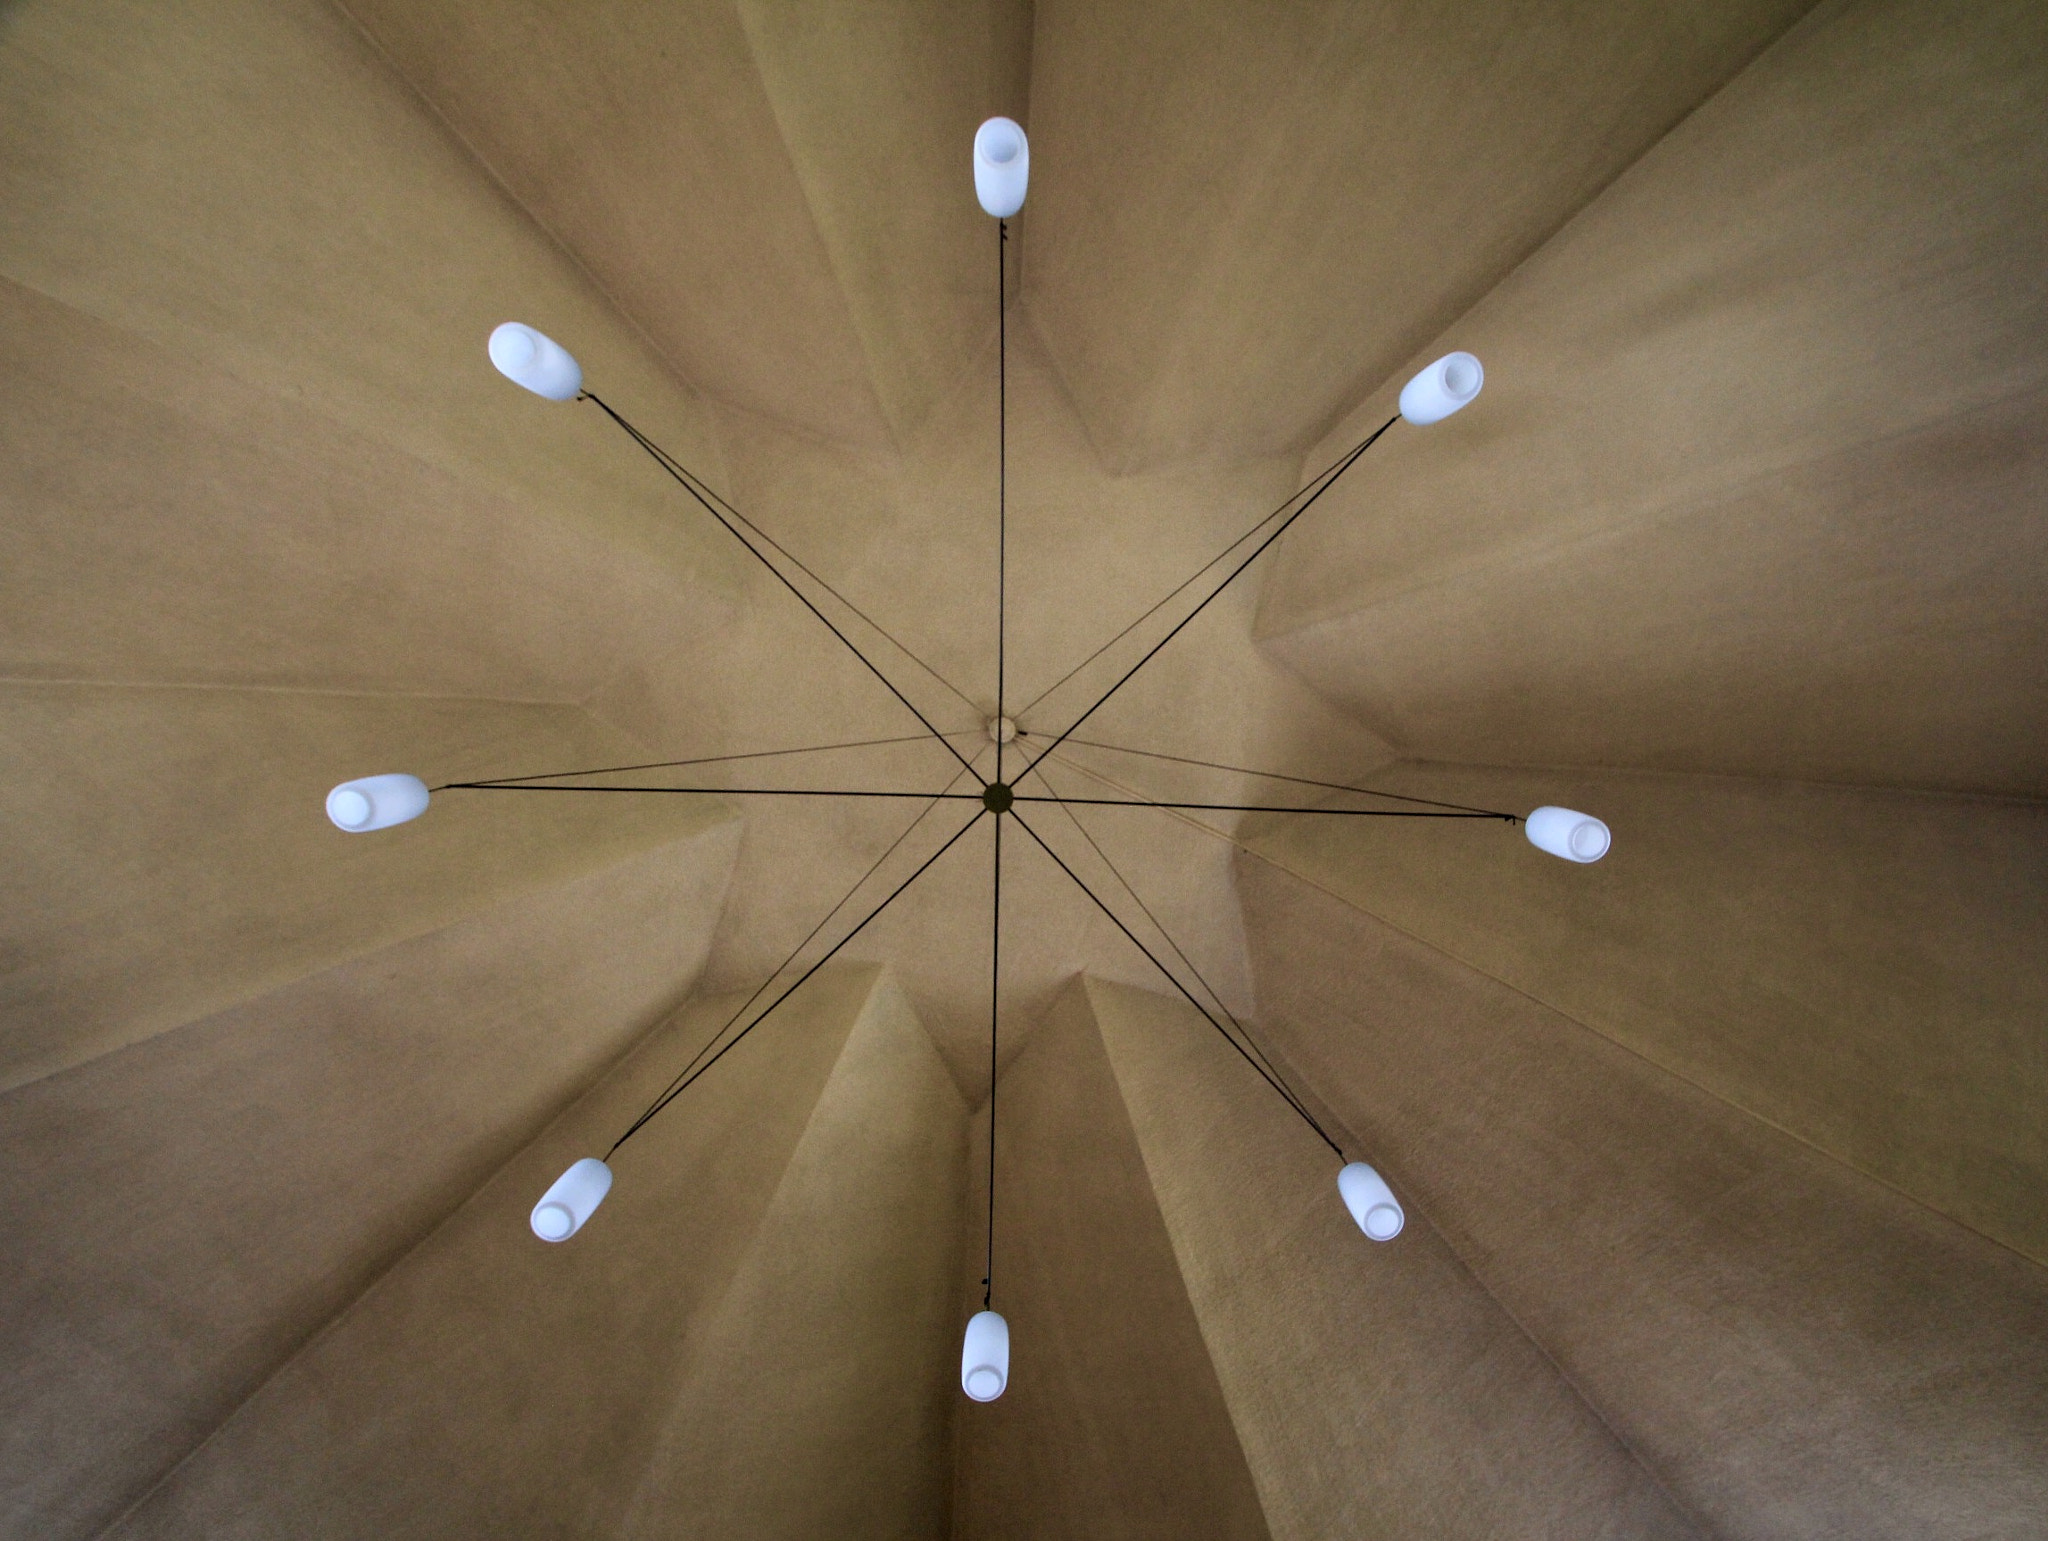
1055,737 -> 1521,820
1024,760 -> 1320,1136
585,392 -> 984,782
985,811 -> 1001,1310
609,807 -> 986,1156
1009,810 -> 1344,1158
427,731 -> 981,794
1013,429 -> 1388,723
996,217 -> 1009,791
1011,795 -> 1509,820
440,783 -> 986,801
1018,415 -> 1400,783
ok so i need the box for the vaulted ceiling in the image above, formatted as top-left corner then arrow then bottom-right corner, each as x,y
2,1 -> 2044,1538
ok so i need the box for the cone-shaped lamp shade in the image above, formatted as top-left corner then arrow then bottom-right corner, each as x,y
1398,351 -> 1484,424
488,322 -> 583,401
973,117 -> 1029,217
325,774 -> 429,833
961,1310 -> 1010,1401
531,1158 -> 612,1242
1525,806 -> 1612,863
1338,1162 -> 1405,1241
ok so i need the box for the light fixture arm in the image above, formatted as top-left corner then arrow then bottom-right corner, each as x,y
996,217 -> 1009,790
1011,795 -> 1513,819
607,807 -> 987,1157
1050,737 -> 1522,819
1009,810 -> 1344,1158
584,391 -> 984,782
442,782 -> 987,802
424,732 -> 979,792
1016,414 -> 1401,783
1024,758 -> 1307,1119
985,811 -> 1002,1310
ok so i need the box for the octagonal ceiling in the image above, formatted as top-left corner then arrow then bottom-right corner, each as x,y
2,1 -> 2044,1537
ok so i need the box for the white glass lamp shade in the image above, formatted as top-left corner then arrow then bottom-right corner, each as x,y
1338,1162 -> 1405,1241
325,774 -> 430,833
488,322 -> 583,401
960,1310 -> 1011,1401
973,117 -> 1029,217
1525,806 -> 1612,863
1398,351 -> 1484,425
530,1158 -> 613,1242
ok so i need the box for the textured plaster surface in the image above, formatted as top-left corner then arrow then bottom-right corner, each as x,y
1,819 -> 740,1541
1085,977 -> 1699,1541
99,968 -> 948,1540
0,0 -> 2040,1533
1259,0 -> 2048,794
1237,857 -> 2048,1537
951,979 -> 1272,1541
1242,762 -> 2048,1264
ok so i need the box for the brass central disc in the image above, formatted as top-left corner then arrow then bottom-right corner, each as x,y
982,782 -> 1014,814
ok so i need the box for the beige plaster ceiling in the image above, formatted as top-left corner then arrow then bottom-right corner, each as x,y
2,0 -> 2044,1536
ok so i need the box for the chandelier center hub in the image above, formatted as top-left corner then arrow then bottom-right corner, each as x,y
983,782 -> 1014,814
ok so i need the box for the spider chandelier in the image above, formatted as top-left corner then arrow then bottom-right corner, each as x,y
323,115 -> 1611,1406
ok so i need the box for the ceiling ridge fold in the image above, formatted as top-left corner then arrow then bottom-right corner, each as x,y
1234,840 -> 2048,1276
1078,972 -> 1704,1534
79,926 -> 778,1541
326,0 -> 718,417
1256,377 -> 2048,650
0,811 -> 742,1102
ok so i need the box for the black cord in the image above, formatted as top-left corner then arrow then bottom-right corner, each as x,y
986,810 -> 1001,1309
441,783 -> 985,801
609,755 -> 988,1150
584,393 -> 984,782
1024,760 -> 1318,1133
1014,431 -> 1388,722
1009,810 -> 1344,1158
1056,737 -> 1521,821
426,731 -> 982,794
1011,795 -> 1508,820
608,807 -> 986,1156
996,218 -> 1008,791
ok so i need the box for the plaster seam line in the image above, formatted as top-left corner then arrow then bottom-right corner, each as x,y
1079,970 -> 1711,1541
1047,749 -> 2048,1274
1261,374 -> 2048,647
0,816 -> 742,1103
0,675 -> 579,706
82,839 -> 761,1541
327,0 -> 714,422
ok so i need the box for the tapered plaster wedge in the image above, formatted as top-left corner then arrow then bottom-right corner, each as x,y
1240,762 -> 2048,1263
1236,856 -> 2048,1538
95,964 -> 884,1541
1,817 -> 741,1541
1023,0 -> 1811,471
951,978 -> 1272,1541
1082,975 -> 1700,1541
619,967 -> 966,1540
1255,0 -> 2048,796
